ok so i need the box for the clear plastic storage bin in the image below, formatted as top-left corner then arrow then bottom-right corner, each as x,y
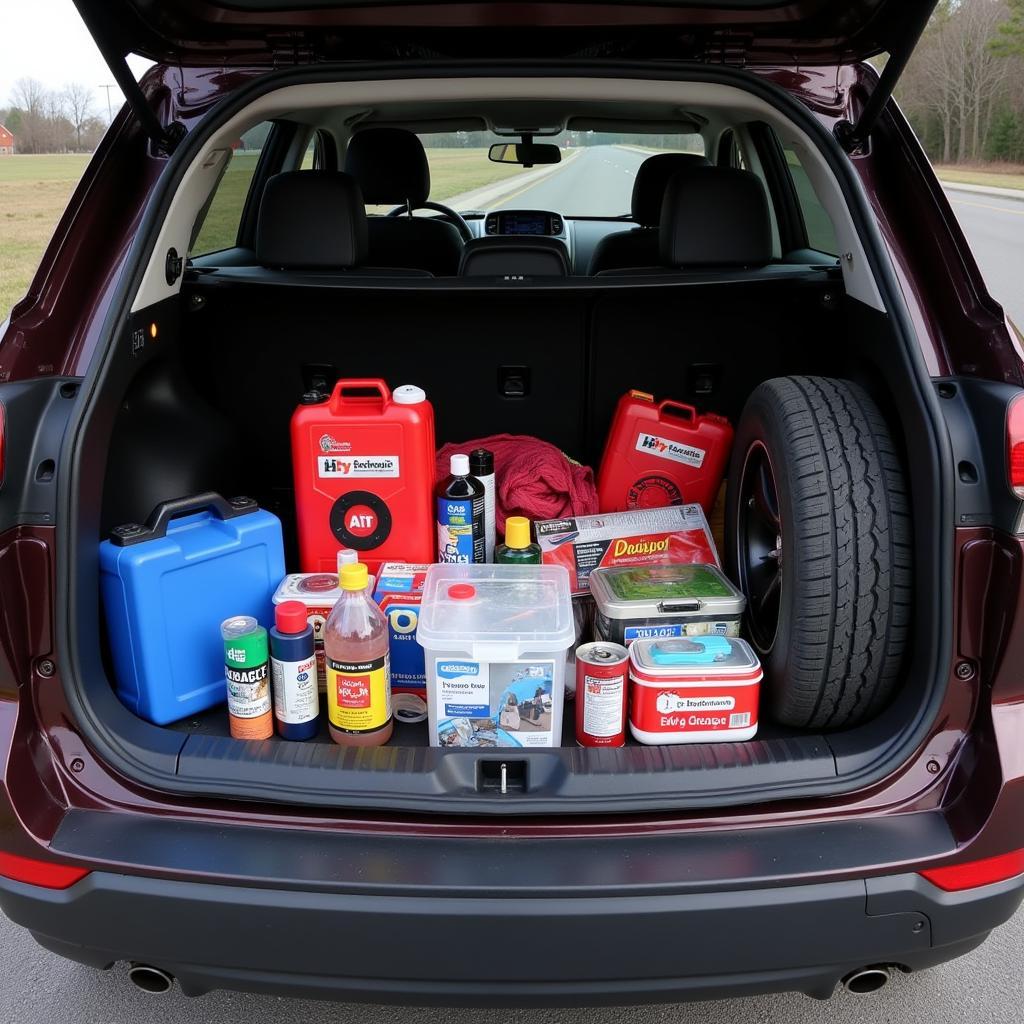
417,564 -> 574,748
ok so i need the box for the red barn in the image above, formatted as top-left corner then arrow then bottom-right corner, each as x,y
0,124 -> 14,155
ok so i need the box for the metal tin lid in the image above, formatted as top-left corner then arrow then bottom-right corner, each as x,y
589,564 -> 745,620
629,636 -> 761,679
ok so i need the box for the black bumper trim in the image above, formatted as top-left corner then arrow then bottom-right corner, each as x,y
1,869 -> 1020,1005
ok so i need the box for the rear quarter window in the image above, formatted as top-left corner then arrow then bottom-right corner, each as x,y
190,123 -> 271,257
783,147 -> 840,256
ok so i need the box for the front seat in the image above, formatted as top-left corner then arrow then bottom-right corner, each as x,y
344,127 -> 465,276
587,152 -> 710,275
255,170 -> 431,277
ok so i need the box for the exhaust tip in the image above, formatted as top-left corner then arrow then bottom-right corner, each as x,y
127,963 -> 174,995
842,965 -> 892,995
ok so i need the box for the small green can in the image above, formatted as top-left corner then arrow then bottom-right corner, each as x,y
589,564 -> 745,645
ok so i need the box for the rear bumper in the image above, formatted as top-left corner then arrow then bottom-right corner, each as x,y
2,858 -> 1022,1005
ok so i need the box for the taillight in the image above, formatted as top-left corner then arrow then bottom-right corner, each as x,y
1008,394 -> 1024,499
0,851 -> 90,890
919,849 -> 1024,892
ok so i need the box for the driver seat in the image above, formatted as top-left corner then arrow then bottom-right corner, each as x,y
344,127 -> 465,277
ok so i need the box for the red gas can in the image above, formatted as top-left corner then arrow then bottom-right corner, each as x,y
291,380 -> 436,574
597,390 -> 733,514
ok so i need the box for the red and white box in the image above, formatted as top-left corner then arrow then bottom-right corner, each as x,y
628,635 -> 761,744
534,505 -> 719,597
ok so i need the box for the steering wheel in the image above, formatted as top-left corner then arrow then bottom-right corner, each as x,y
386,201 -> 474,243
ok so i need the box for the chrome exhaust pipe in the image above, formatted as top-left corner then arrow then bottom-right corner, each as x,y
842,965 -> 892,995
127,963 -> 175,994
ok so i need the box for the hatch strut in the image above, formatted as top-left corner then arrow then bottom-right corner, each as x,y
75,3 -> 185,155
835,2 -> 937,153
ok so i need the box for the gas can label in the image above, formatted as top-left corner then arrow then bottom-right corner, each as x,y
635,432 -> 706,468
326,653 -> 391,732
434,658 -> 556,748
582,672 -> 625,738
317,455 -> 400,478
271,655 -> 319,725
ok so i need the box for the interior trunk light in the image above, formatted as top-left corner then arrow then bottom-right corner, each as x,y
0,851 -> 90,890
919,849 -> 1024,892
1008,394 -> 1024,499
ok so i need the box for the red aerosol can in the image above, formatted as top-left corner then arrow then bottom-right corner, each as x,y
575,641 -> 629,747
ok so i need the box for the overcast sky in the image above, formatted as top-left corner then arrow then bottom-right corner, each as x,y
1,0 -> 152,118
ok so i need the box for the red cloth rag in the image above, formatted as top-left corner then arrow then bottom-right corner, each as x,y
436,434 -> 598,533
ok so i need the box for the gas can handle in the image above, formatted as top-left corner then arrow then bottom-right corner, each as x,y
329,379 -> 391,411
110,493 -> 258,547
658,399 -> 697,422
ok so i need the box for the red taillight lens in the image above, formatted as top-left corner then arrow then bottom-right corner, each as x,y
1008,394 -> 1024,499
0,851 -> 90,890
919,849 -> 1024,892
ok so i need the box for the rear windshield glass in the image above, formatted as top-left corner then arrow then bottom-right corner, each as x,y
416,131 -> 706,220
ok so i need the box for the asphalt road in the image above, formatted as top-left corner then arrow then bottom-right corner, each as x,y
491,145 -> 646,217
945,189 -> 1024,327
0,907 -> 1022,1023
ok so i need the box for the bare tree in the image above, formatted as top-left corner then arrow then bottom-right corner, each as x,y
63,82 -> 94,151
10,77 -> 48,152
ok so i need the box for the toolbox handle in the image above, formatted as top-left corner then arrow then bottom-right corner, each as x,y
658,399 -> 697,422
658,599 -> 703,613
110,493 -> 258,547
328,379 -> 391,412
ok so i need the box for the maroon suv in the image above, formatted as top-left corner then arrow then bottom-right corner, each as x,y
1,0 -> 1023,1006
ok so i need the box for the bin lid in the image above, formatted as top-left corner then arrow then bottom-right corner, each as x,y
417,564 -> 574,650
630,636 -> 762,680
589,564 -> 745,619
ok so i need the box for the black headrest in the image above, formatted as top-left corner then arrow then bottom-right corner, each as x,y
459,236 -> 570,277
660,167 -> 772,268
344,127 -> 430,206
256,171 -> 367,269
631,152 -> 711,226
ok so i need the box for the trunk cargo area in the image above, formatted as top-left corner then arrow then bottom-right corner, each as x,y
68,266 -> 946,813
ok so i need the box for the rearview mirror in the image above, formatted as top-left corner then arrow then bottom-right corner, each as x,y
488,142 -> 561,167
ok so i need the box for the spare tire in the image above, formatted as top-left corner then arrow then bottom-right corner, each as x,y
725,376 -> 912,730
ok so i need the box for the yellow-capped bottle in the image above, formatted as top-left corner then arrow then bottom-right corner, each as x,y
322,562 -> 393,746
495,517 -> 542,565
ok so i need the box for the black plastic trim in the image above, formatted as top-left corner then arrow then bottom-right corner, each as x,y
57,59 -> 955,815
0,377 -> 81,532
2,858 -> 1020,1005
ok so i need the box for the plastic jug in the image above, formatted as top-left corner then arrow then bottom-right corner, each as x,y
291,379 -> 436,574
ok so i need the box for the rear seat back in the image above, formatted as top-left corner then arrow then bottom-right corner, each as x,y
256,171 -> 432,277
598,166 -> 773,277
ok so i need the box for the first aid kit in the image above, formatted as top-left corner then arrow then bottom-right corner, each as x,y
417,564 -> 575,748
290,379 -> 436,575
100,494 -> 285,725
628,635 -> 761,744
535,505 -> 719,596
597,390 -> 733,513
589,563 -> 745,644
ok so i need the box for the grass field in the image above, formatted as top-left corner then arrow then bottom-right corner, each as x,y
933,163 -> 1024,191
1,154 -> 91,320
0,148 -> 528,320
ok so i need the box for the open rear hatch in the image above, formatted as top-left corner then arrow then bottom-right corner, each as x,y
58,2 -> 952,815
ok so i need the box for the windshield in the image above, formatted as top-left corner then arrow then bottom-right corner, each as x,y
418,132 -> 706,219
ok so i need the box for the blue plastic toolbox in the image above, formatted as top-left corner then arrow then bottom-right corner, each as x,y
99,493 -> 286,725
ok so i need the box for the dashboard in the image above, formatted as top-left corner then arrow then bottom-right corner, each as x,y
484,210 -> 566,238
